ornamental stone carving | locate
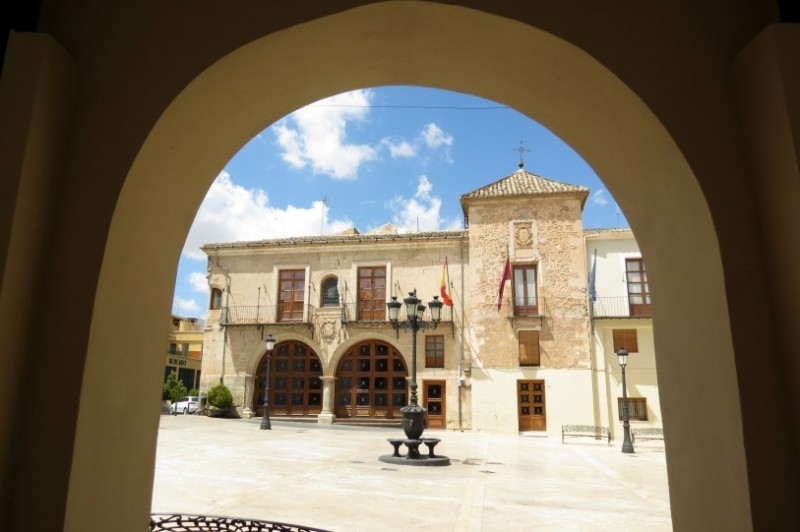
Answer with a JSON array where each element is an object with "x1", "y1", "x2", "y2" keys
[
  {"x1": 515, "y1": 224, "x2": 533, "y2": 248},
  {"x1": 320, "y1": 321, "x2": 337, "y2": 343}
]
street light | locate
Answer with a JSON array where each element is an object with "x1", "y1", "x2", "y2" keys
[
  {"x1": 260, "y1": 334, "x2": 276, "y2": 430},
  {"x1": 616, "y1": 347, "x2": 634, "y2": 453},
  {"x1": 387, "y1": 290, "x2": 442, "y2": 440}
]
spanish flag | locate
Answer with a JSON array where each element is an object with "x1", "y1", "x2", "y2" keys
[{"x1": 441, "y1": 258, "x2": 453, "y2": 306}]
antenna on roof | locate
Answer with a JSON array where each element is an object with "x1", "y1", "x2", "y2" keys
[
  {"x1": 513, "y1": 141, "x2": 530, "y2": 169},
  {"x1": 320, "y1": 195, "x2": 327, "y2": 235}
]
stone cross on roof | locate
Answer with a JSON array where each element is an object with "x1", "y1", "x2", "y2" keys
[{"x1": 513, "y1": 141, "x2": 530, "y2": 169}]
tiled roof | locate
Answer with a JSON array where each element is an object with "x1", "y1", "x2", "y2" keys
[
  {"x1": 460, "y1": 168, "x2": 589, "y2": 203},
  {"x1": 202, "y1": 229, "x2": 468, "y2": 252}
]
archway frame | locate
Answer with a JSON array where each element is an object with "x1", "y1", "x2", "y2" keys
[{"x1": 62, "y1": 2, "x2": 750, "y2": 530}]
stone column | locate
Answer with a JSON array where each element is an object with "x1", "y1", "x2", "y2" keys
[{"x1": 318, "y1": 376, "x2": 337, "y2": 424}]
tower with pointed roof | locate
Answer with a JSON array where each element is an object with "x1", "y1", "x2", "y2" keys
[{"x1": 459, "y1": 167, "x2": 592, "y2": 431}]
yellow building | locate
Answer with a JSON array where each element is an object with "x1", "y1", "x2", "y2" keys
[{"x1": 165, "y1": 315, "x2": 204, "y2": 392}]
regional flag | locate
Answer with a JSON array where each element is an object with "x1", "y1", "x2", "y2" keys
[
  {"x1": 497, "y1": 256, "x2": 511, "y2": 311},
  {"x1": 441, "y1": 258, "x2": 453, "y2": 306}
]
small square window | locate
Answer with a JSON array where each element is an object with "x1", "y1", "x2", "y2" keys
[
  {"x1": 617, "y1": 397, "x2": 648, "y2": 421},
  {"x1": 612, "y1": 329, "x2": 639, "y2": 352}
]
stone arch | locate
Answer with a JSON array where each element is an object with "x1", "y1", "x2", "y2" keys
[
  {"x1": 252, "y1": 339, "x2": 324, "y2": 417},
  {"x1": 63, "y1": 2, "x2": 748, "y2": 529},
  {"x1": 327, "y1": 330, "x2": 403, "y2": 375}
]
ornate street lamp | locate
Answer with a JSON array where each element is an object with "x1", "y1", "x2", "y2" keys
[
  {"x1": 387, "y1": 290, "x2": 442, "y2": 440},
  {"x1": 617, "y1": 347, "x2": 635, "y2": 453},
  {"x1": 260, "y1": 334, "x2": 276, "y2": 430}
]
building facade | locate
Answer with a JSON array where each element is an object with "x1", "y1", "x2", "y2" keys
[
  {"x1": 165, "y1": 315, "x2": 204, "y2": 392},
  {"x1": 200, "y1": 169, "x2": 661, "y2": 438}
]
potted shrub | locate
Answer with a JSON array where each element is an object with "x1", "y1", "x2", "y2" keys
[{"x1": 206, "y1": 382, "x2": 234, "y2": 417}]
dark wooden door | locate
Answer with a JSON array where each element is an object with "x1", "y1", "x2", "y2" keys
[
  {"x1": 518, "y1": 380, "x2": 546, "y2": 431},
  {"x1": 423, "y1": 380, "x2": 446, "y2": 429},
  {"x1": 335, "y1": 341, "x2": 407, "y2": 419}
]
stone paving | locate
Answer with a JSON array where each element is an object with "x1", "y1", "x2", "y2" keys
[{"x1": 151, "y1": 415, "x2": 671, "y2": 531}]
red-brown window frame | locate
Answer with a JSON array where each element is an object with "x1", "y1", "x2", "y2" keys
[
  {"x1": 512, "y1": 264, "x2": 538, "y2": 316},
  {"x1": 278, "y1": 269, "x2": 305, "y2": 322},
  {"x1": 617, "y1": 397, "x2": 648, "y2": 421},
  {"x1": 425, "y1": 335, "x2": 445, "y2": 368}
]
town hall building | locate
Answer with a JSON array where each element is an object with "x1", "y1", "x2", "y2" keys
[{"x1": 200, "y1": 167, "x2": 661, "y2": 439}]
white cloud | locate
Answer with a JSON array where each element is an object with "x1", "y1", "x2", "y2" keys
[
  {"x1": 382, "y1": 139, "x2": 416, "y2": 158},
  {"x1": 591, "y1": 189, "x2": 609, "y2": 206},
  {"x1": 388, "y1": 175, "x2": 461, "y2": 232},
  {"x1": 173, "y1": 297, "x2": 201, "y2": 314},
  {"x1": 421, "y1": 123, "x2": 453, "y2": 148},
  {"x1": 188, "y1": 272, "x2": 209, "y2": 294},
  {"x1": 182, "y1": 171, "x2": 353, "y2": 259},
  {"x1": 274, "y1": 89, "x2": 378, "y2": 179}
]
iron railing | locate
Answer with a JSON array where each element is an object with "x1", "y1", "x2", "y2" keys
[
  {"x1": 220, "y1": 305, "x2": 314, "y2": 326},
  {"x1": 502, "y1": 296, "x2": 547, "y2": 319},
  {"x1": 150, "y1": 514, "x2": 331, "y2": 532},
  {"x1": 340, "y1": 302, "x2": 453, "y2": 324},
  {"x1": 591, "y1": 296, "x2": 652, "y2": 318}
]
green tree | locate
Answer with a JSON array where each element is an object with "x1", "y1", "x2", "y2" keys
[
  {"x1": 163, "y1": 370, "x2": 187, "y2": 403},
  {"x1": 207, "y1": 382, "x2": 233, "y2": 409}
]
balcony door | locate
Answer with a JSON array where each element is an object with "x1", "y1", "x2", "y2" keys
[
  {"x1": 278, "y1": 269, "x2": 305, "y2": 322},
  {"x1": 625, "y1": 259, "x2": 651, "y2": 316},
  {"x1": 357, "y1": 266, "x2": 386, "y2": 320},
  {"x1": 513, "y1": 265, "x2": 538, "y2": 316}
]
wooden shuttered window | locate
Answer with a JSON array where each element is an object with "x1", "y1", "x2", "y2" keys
[
  {"x1": 612, "y1": 329, "x2": 639, "y2": 353},
  {"x1": 519, "y1": 330, "x2": 540, "y2": 366},
  {"x1": 617, "y1": 397, "x2": 648, "y2": 421},
  {"x1": 425, "y1": 335, "x2": 445, "y2": 368}
]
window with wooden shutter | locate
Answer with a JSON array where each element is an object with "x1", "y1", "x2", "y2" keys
[
  {"x1": 617, "y1": 397, "x2": 648, "y2": 421},
  {"x1": 425, "y1": 335, "x2": 444, "y2": 368},
  {"x1": 519, "y1": 330, "x2": 540, "y2": 366},
  {"x1": 612, "y1": 329, "x2": 639, "y2": 353}
]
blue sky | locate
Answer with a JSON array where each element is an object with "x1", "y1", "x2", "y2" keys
[{"x1": 172, "y1": 86, "x2": 627, "y2": 316}]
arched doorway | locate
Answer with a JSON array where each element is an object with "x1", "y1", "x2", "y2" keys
[
  {"x1": 335, "y1": 340, "x2": 408, "y2": 419},
  {"x1": 253, "y1": 341, "x2": 323, "y2": 418}
]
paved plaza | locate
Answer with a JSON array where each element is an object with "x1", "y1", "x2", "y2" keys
[{"x1": 151, "y1": 415, "x2": 671, "y2": 531}]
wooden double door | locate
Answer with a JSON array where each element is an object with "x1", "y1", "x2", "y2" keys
[
  {"x1": 253, "y1": 340, "x2": 322, "y2": 417},
  {"x1": 335, "y1": 340, "x2": 408, "y2": 419},
  {"x1": 517, "y1": 379, "x2": 546, "y2": 431}
]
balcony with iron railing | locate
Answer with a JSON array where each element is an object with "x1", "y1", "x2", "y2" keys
[
  {"x1": 220, "y1": 304, "x2": 315, "y2": 326},
  {"x1": 505, "y1": 297, "x2": 546, "y2": 328},
  {"x1": 340, "y1": 302, "x2": 454, "y2": 325},
  {"x1": 591, "y1": 296, "x2": 652, "y2": 318}
]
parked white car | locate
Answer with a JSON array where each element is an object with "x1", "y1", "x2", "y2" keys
[{"x1": 170, "y1": 396, "x2": 199, "y2": 415}]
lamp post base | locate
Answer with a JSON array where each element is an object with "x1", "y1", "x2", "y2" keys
[{"x1": 401, "y1": 405, "x2": 426, "y2": 440}]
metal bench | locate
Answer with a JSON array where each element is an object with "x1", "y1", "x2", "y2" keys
[
  {"x1": 561, "y1": 424, "x2": 611, "y2": 445},
  {"x1": 631, "y1": 427, "x2": 664, "y2": 443}
]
